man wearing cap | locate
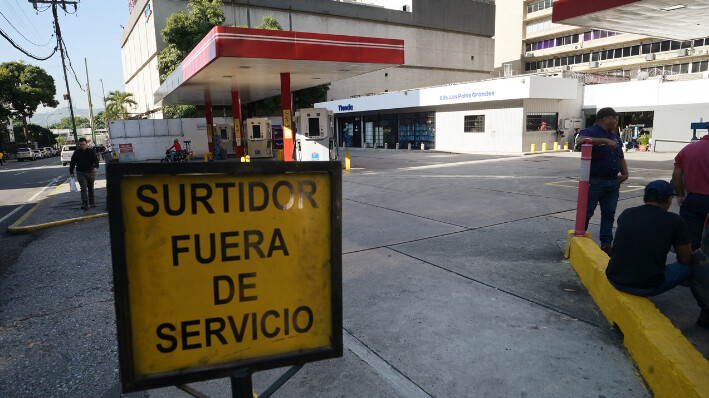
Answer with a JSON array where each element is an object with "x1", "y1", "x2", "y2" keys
[
  {"x1": 606, "y1": 180, "x2": 708, "y2": 327},
  {"x1": 672, "y1": 123, "x2": 709, "y2": 251},
  {"x1": 576, "y1": 107, "x2": 629, "y2": 255}
]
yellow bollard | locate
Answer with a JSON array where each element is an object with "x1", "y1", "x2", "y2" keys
[
  {"x1": 531, "y1": 144, "x2": 536, "y2": 153},
  {"x1": 542, "y1": 142, "x2": 547, "y2": 152},
  {"x1": 204, "y1": 153, "x2": 209, "y2": 162},
  {"x1": 245, "y1": 155, "x2": 251, "y2": 162},
  {"x1": 240, "y1": 156, "x2": 245, "y2": 162},
  {"x1": 564, "y1": 142, "x2": 569, "y2": 150},
  {"x1": 345, "y1": 152, "x2": 351, "y2": 170},
  {"x1": 553, "y1": 142, "x2": 559, "y2": 151},
  {"x1": 277, "y1": 149, "x2": 284, "y2": 161}
]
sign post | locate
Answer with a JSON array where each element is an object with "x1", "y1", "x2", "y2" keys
[{"x1": 107, "y1": 162, "x2": 342, "y2": 394}]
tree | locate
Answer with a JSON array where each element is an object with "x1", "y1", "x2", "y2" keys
[
  {"x1": 256, "y1": 16, "x2": 282, "y2": 30},
  {"x1": 158, "y1": 0, "x2": 225, "y2": 118},
  {"x1": 105, "y1": 91, "x2": 138, "y2": 120},
  {"x1": 50, "y1": 116, "x2": 91, "y2": 129},
  {"x1": 13, "y1": 121, "x2": 56, "y2": 147},
  {"x1": 158, "y1": 0, "x2": 225, "y2": 82},
  {"x1": 0, "y1": 61, "x2": 58, "y2": 144},
  {"x1": 92, "y1": 110, "x2": 106, "y2": 130}
]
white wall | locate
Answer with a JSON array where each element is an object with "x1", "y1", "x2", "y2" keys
[
  {"x1": 653, "y1": 105, "x2": 709, "y2": 152},
  {"x1": 435, "y1": 101, "x2": 524, "y2": 153}
]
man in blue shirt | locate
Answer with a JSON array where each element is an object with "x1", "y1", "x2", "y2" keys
[{"x1": 576, "y1": 107, "x2": 629, "y2": 255}]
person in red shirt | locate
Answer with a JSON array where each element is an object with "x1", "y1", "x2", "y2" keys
[
  {"x1": 672, "y1": 125, "x2": 709, "y2": 251},
  {"x1": 168, "y1": 138, "x2": 182, "y2": 162}
]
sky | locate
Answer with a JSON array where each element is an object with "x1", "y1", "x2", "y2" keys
[{"x1": 0, "y1": 0, "x2": 129, "y2": 124}]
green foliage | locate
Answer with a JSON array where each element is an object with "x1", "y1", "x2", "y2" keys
[
  {"x1": 637, "y1": 134, "x2": 650, "y2": 145},
  {"x1": 93, "y1": 110, "x2": 107, "y2": 130},
  {"x1": 50, "y1": 116, "x2": 91, "y2": 130},
  {"x1": 256, "y1": 16, "x2": 282, "y2": 30},
  {"x1": 0, "y1": 61, "x2": 58, "y2": 143},
  {"x1": 105, "y1": 91, "x2": 138, "y2": 120},
  {"x1": 294, "y1": 84, "x2": 330, "y2": 110},
  {"x1": 158, "y1": 0, "x2": 225, "y2": 81},
  {"x1": 162, "y1": 104, "x2": 198, "y2": 119},
  {"x1": 13, "y1": 122, "x2": 56, "y2": 147}
]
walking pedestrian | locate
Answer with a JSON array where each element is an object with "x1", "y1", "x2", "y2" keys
[
  {"x1": 69, "y1": 137, "x2": 99, "y2": 211},
  {"x1": 672, "y1": 124, "x2": 709, "y2": 251},
  {"x1": 0, "y1": 151, "x2": 4, "y2": 166},
  {"x1": 576, "y1": 107, "x2": 629, "y2": 255}
]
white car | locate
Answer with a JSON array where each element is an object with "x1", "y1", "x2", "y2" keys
[
  {"x1": 16, "y1": 147, "x2": 35, "y2": 162},
  {"x1": 43, "y1": 147, "x2": 54, "y2": 157},
  {"x1": 33, "y1": 149, "x2": 43, "y2": 159},
  {"x1": 61, "y1": 144, "x2": 76, "y2": 166}
]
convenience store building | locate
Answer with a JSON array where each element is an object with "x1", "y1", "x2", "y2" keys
[{"x1": 317, "y1": 74, "x2": 709, "y2": 154}]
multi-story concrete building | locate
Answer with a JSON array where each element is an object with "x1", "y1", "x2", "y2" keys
[
  {"x1": 120, "y1": 0, "x2": 495, "y2": 118},
  {"x1": 495, "y1": 0, "x2": 709, "y2": 79}
]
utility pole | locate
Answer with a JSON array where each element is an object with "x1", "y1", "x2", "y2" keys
[
  {"x1": 85, "y1": 58, "x2": 95, "y2": 144},
  {"x1": 99, "y1": 78, "x2": 108, "y2": 130},
  {"x1": 29, "y1": 0, "x2": 80, "y2": 144}
]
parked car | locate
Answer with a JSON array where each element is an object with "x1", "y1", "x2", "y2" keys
[
  {"x1": 33, "y1": 149, "x2": 43, "y2": 159},
  {"x1": 16, "y1": 147, "x2": 35, "y2": 162},
  {"x1": 61, "y1": 144, "x2": 76, "y2": 166},
  {"x1": 43, "y1": 147, "x2": 54, "y2": 157}
]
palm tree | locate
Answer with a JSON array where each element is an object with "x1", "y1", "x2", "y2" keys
[{"x1": 105, "y1": 91, "x2": 137, "y2": 120}]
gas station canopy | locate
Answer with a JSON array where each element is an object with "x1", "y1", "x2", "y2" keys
[
  {"x1": 154, "y1": 27, "x2": 405, "y2": 106},
  {"x1": 552, "y1": 0, "x2": 709, "y2": 40}
]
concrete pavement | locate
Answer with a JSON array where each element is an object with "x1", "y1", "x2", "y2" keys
[{"x1": 1, "y1": 149, "x2": 705, "y2": 397}]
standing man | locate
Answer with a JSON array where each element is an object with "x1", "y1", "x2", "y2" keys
[
  {"x1": 69, "y1": 137, "x2": 99, "y2": 211},
  {"x1": 672, "y1": 125, "x2": 709, "y2": 251},
  {"x1": 0, "y1": 150, "x2": 4, "y2": 166},
  {"x1": 606, "y1": 180, "x2": 707, "y2": 327},
  {"x1": 576, "y1": 107, "x2": 629, "y2": 255}
]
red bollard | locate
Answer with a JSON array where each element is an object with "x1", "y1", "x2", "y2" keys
[{"x1": 574, "y1": 138, "x2": 593, "y2": 236}]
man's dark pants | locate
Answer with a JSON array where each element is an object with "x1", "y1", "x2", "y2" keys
[
  {"x1": 680, "y1": 193, "x2": 709, "y2": 251},
  {"x1": 77, "y1": 171, "x2": 96, "y2": 207},
  {"x1": 585, "y1": 178, "x2": 620, "y2": 246}
]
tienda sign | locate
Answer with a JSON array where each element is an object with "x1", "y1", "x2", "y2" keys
[
  {"x1": 108, "y1": 162, "x2": 343, "y2": 392},
  {"x1": 337, "y1": 104, "x2": 354, "y2": 111}
]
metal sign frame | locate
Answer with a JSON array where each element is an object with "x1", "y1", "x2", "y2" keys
[{"x1": 107, "y1": 161, "x2": 343, "y2": 393}]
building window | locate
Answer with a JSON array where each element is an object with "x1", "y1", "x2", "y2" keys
[
  {"x1": 464, "y1": 115, "x2": 485, "y2": 133},
  {"x1": 526, "y1": 113, "x2": 558, "y2": 132}
]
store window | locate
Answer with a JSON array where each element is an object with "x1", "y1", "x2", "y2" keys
[
  {"x1": 526, "y1": 113, "x2": 558, "y2": 132},
  {"x1": 399, "y1": 112, "x2": 435, "y2": 149},
  {"x1": 463, "y1": 115, "x2": 485, "y2": 133}
]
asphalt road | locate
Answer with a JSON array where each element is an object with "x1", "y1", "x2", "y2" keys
[
  {"x1": 0, "y1": 149, "x2": 691, "y2": 398},
  {"x1": 0, "y1": 156, "x2": 68, "y2": 277}
]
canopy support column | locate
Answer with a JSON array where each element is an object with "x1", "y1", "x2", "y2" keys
[
  {"x1": 232, "y1": 91, "x2": 243, "y2": 158},
  {"x1": 281, "y1": 73, "x2": 293, "y2": 162},
  {"x1": 205, "y1": 99, "x2": 214, "y2": 155}
]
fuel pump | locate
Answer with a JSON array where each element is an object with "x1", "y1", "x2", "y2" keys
[
  {"x1": 294, "y1": 108, "x2": 338, "y2": 161},
  {"x1": 245, "y1": 118, "x2": 273, "y2": 159}
]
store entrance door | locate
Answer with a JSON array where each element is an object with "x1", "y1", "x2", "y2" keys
[{"x1": 337, "y1": 117, "x2": 362, "y2": 147}]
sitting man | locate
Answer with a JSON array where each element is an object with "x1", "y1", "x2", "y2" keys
[
  {"x1": 606, "y1": 180, "x2": 708, "y2": 327},
  {"x1": 168, "y1": 138, "x2": 182, "y2": 162}
]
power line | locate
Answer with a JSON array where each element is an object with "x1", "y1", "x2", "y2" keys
[
  {"x1": 0, "y1": 10, "x2": 54, "y2": 47},
  {"x1": 60, "y1": 36, "x2": 85, "y2": 91},
  {"x1": 12, "y1": 0, "x2": 42, "y2": 40},
  {"x1": 0, "y1": 25, "x2": 58, "y2": 60}
]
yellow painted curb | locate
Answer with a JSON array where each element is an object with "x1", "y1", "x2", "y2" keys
[
  {"x1": 568, "y1": 235, "x2": 709, "y2": 398},
  {"x1": 7, "y1": 178, "x2": 108, "y2": 234},
  {"x1": 8, "y1": 213, "x2": 108, "y2": 234}
]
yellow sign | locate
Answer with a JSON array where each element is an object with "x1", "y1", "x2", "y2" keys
[
  {"x1": 234, "y1": 119, "x2": 242, "y2": 145},
  {"x1": 109, "y1": 164, "x2": 341, "y2": 391}
]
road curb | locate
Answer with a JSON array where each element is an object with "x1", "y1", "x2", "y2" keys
[
  {"x1": 568, "y1": 235, "x2": 709, "y2": 398},
  {"x1": 7, "y1": 178, "x2": 108, "y2": 234}
]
